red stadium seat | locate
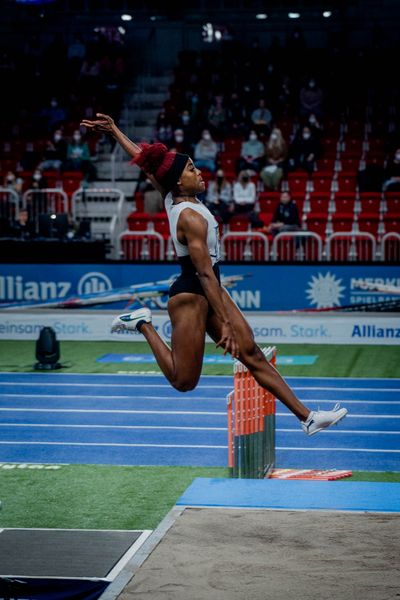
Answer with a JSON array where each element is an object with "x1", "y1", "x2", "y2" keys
[
  {"x1": 357, "y1": 216, "x2": 381, "y2": 236},
  {"x1": 333, "y1": 194, "x2": 356, "y2": 217},
  {"x1": 336, "y1": 157, "x2": 360, "y2": 173},
  {"x1": 287, "y1": 172, "x2": 308, "y2": 193},
  {"x1": 307, "y1": 196, "x2": 330, "y2": 218},
  {"x1": 334, "y1": 175, "x2": 358, "y2": 193},
  {"x1": 258, "y1": 192, "x2": 280, "y2": 212},
  {"x1": 317, "y1": 158, "x2": 336, "y2": 172},
  {"x1": 359, "y1": 194, "x2": 383, "y2": 216},
  {"x1": 310, "y1": 176, "x2": 334, "y2": 193},
  {"x1": 127, "y1": 212, "x2": 152, "y2": 231},
  {"x1": 331, "y1": 215, "x2": 355, "y2": 232},
  {"x1": 228, "y1": 215, "x2": 251, "y2": 231},
  {"x1": 305, "y1": 216, "x2": 328, "y2": 237},
  {"x1": 384, "y1": 217, "x2": 400, "y2": 234},
  {"x1": 385, "y1": 195, "x2": 400, "y2": 217}
]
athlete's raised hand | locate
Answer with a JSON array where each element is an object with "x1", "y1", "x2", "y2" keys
[{"x1": 80, "y1": 113, "x2": 115, "y2": 133}]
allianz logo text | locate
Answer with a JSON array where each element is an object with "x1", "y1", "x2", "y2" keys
[{"x1": 0, "y1": 276, "x2": 71, "y2": 301}]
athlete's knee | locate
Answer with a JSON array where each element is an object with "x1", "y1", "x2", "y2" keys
[{"x1": 172, "y1": 376, "x2": 199, "y2": 393}]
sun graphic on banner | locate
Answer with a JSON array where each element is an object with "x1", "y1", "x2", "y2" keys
[{"x1": 306, "y1": 272, "x2": 346, "y2": 309}]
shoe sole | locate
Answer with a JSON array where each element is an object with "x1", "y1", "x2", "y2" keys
[{"x1": 306, "y1": 409, "x2": 348, "y2": 436}]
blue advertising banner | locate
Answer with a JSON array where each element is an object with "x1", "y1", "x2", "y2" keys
[{"x1": 0, "y1": 263, "x2": 399, "y2": 311}]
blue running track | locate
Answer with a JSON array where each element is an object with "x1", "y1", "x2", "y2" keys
[{"x1": 0, "y1": 373, "x2": 399, "y2": 471}]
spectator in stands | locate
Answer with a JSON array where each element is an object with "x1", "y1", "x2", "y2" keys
[
  {"x1": 250, "y1": 99, "x2": 272, "y2": 136},
  {"x1": 29, "y1": 168, "x2": 48, "y2": 190},
  {"x1": 39, "y1": 129, "x2": 68, "y2": 171},
  {"x1": 277, "y1": 75, "x2": 294, "y2": 117},
  {"x1": 233, "y1": 170, "x2": 257, "y2": 216},
  {"x1": 19, "y1": 142, "x2": 40, "y2": 171},
  {"x1": 382, "y1": 148, "x2": 400, "y2": 192},
  {"x1": 170, "y1": 128, "x2": 192, "y2": 155},
  {"x1": 206, "y1": 169, "x2": 234, "y2": 223},
  {"x1": 299, "y1": 79, "x2": 324, "y2": 119},
  {"x1": 260, "y1": 128, "x2": 288, "y2": 190},
  {"x1": 67, "y1": 34, "x2": 86, "y2": 74},
  {"x1": 226, "y1": 91, "x2": 247, "y2": 134},
  {"x1": 65, "y1": 130, "x2": 97, "y2": 182},
  {"x1": 194, "y1": 129, "x2": 218, "y2": 173},
  {"x1": 44, "y1": 97, "x2": 67, "y2": 131},
  {"x1": 11, "y1": 208, "x2": 36, "y2": 240},
  {"x1": 155, "y1": 110, "x2": 173, "y2": 145},
  {"x1": 3, "y1": 171, "x2": 23, "y2": 195},
  {"x1": 267, "y1": 191, "x2": 301, "y2": 235},
  {"x1": 207, "y1": 94, "x2": 227, "y2": 137},
  {"x1": 232, "y1": 170, "x2": 264, "y2": 228},
  {"x1": 237, "y1": 130, "x2": 265, "y2": 173},
  {"x1": 288, "y1": 125, "x2": 321, "y2": 175},
  {"x1": 308, "y1": 113, "x2": 323, "y2": 139},
  {"x1": 179, "y1": 109, "x2": 198, "y2": 146},
  {"x1": 139, "y1": 178, "x2": 164, "y2": 215}
]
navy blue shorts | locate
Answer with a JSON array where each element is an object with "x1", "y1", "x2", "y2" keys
[{"x1": 169, "y1": 263, "x2": 221, "y2": 298}]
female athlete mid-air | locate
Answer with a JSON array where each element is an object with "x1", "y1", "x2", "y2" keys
[{"x1": 81, "y1": 113, "x2": 347, "y2": 436}]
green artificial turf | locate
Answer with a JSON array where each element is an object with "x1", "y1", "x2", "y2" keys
[
  {"x1": 0, "y1": 465, "x2": 398, "y2": 531},
  {"x1": 1, "y1": 340, "x2": 400, "y2": 378}
]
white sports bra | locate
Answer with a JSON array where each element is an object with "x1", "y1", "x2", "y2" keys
[{"x1": 164, "y1": 192, "x2": 220, "y2": 265}]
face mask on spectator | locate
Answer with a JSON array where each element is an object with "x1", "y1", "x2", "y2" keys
[
  {"x1": 303, "y1": 132, "x2": 311, "y2": 140},
  {"x1": 182, "y1": 115, "x2": 190, "y2": 124},
  {"x1": 33, "y1": 172, "x2": 41, "y2": 181},
  {"x1": 54, "y1": 133, "x2": 62, "y2": 142},
  {"x1": 242, "y1": 175, "x2": 249, "y2": 183},
  {"x1": 309, "y1": 115, "x2": 317, "y2": 124},
  {"x1": 202, "y1": 132, "x2": 211, "y2": 141},
  {"x1": 249, "y1": 133, "x2": 258, "y2": 141},
  {"x1": 6, "y1": 176, "x2": 15, "y2": 185},
  {"x1": 309, "y1": 80, "x2": 315, "y2": 88},
  {"x1": 395, "y1": 152, "x2": 400, "y2": 161},
  {"x1": 175, "y1": 134, "x2": 184, "y2": 143},
  {"x1": 51, "y1": 99, "x2": 58, "y2": 108},
  {"x1": 73, "y1": 134, "x2": 81, "y2": 143},
  {"x1": 270, "y1": 133, "x2": 278, "y2": 141}
]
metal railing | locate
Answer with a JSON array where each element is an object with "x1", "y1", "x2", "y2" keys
[
  {"x1": 326, "y1": 231, "x2": 377, "y2": 261},
  {"x1": 22, "y1": 188, "x2": 69, "y2": 221},
  {"x1": 220, "y1": 231, "x2": 269, "y2": 261},
  {"x1": 0, "y1": 187, "x2": 20, "y2": 223},
  {"x1": 381, "y1": 232, "x2": 400, "y2": 262},
  {"x1": 118, "y1": 226, "x2": 165, "y2": 261},
  {"x1": 271, "y1": 231, "x2": 323, "y2": 261}
]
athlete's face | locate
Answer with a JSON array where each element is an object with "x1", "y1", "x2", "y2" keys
[{"x1": 177, "y1": 159, "x2": 205, "y2": 195}]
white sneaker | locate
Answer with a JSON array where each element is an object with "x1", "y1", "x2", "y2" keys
[
  {"x1": 302, "y1": 403, "x2": 348, "y2": 436},
  {"x1": 111, "y1": 308, "x2": 152, "y2": 333}
]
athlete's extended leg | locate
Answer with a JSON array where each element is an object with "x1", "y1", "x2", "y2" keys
[
  {"x1": 206, "y1": 288, "x2": 310, "y2": 420},
  {"x1": 140, "y1": 293, "x2": 209, "y2": 392}
]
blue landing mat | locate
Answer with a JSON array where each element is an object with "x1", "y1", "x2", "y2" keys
[{"x1": 177, "y1": 478, "x2": 400, "y2": 513}]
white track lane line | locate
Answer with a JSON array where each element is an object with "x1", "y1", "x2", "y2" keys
[
  {"x1": 0, "y1": 441, "x2": 227, "y2": 449},
  {"x1": 1, "y1": 395, "x2": 400, "y2": 406},
  {"x1": 1, "y1": 382, "x2": 400, "y2": 392},
  {"x1": 0, "y1": 408, "x2": 226, "y2": 415},
  {"x1": 0, "y1": 441, "x2": 398, "y2": 453},
  {"x1": 0, "y1": 423, "x2": 399, "y2": 435}
]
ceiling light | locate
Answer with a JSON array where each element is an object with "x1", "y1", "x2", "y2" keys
[
  {"x1": 323, "y1": 11, "x2": 332, "y2": 18},
  {"x1": 121, "y1": 14, "x2": 133, "y2": 22},
  {"x1": 256, "y1": 13, "x2": 268, "y2": 20},
  {"x1": 288, "y1": 12, "x2": 300, "y2": 19}
]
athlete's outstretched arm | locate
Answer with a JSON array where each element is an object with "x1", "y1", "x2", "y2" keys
[
  {"x1": 81, "y1": 113, "x2": 165, "y2": 195},
  {"x1": 178, "y1": 209, "x2": 239, "y2": 358}
]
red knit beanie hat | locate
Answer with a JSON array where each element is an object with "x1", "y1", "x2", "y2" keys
[{"x1": 133, "y1": 143, "x2": 189, "y2": 192}]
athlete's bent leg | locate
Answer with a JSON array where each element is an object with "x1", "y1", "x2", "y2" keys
[
  {"x1": 206, "y1": 288, "x2": 310, "y2": 420},
  {"x1": 140, "y1": 293, "x2": 209, "y2": 392}
]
